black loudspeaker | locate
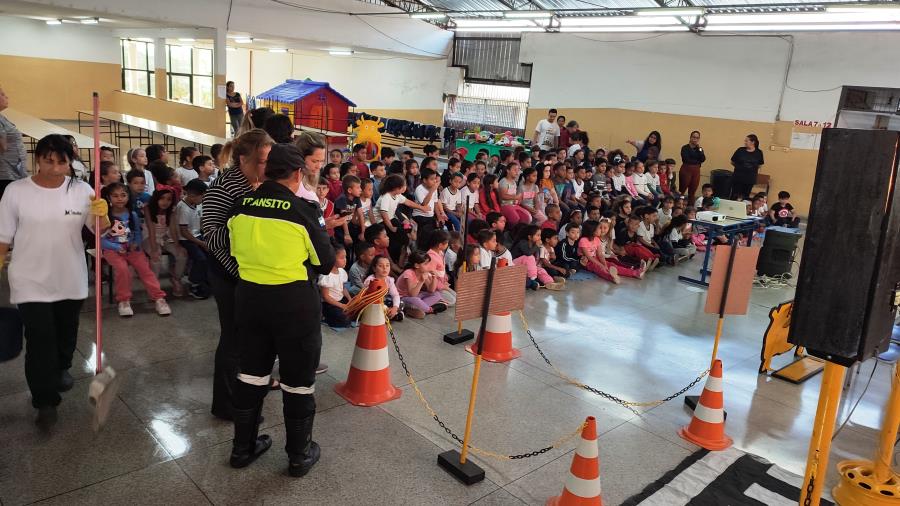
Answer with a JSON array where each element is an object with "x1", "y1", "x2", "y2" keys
[
  {"x1": 756, "y1": 228, "x2": 801, "y2": 276},
  {"x1": 788, "y1": 128, "x2": 900, "y2": 366},
  {"x1": 710, "y1": 169, "x2": 733, "y2": 199}
]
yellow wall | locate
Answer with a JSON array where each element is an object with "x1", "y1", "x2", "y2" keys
[
  {"x1": 528, "y1": 108, "x2": 821, "y2": 216},
  {"x1": 0, "y1": 54, "x2": 225, "y2": 137}
]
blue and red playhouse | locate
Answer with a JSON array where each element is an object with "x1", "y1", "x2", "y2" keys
[{"x1": 255, "y1": 79, "x2": 356, "y2": 142}]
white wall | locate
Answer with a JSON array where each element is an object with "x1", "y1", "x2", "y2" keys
[
  {"x1": 226, "y1": 48, "x2": 450, "y2": 110},
  {"x1": 0, "y1": 16, "x2": 119, "y2": 64},
  {"x1": 521, "y1": 31, "x2": 900, "y2": 124}
]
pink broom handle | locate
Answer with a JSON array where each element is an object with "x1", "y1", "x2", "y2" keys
[{"x1": 92, "y1": 92, "x2": 103, "y2": 374}]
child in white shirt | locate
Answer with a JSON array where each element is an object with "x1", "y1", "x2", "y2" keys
[{"x1": 319, "y1": 246, "x2": 352, "y2": 328}]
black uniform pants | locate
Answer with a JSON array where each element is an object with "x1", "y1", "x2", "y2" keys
[
  {"x1": 233, "y1": 280, "x2": 321, "y2": 420},
  {"x1": 19, "y1": 299, "x2": 83, "y2": 408},
  {"x1": 210, "y1": 267, "x2": 240, "y2": 419}
]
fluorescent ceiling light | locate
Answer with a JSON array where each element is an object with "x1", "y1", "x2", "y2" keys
[
  {"x1": 269, "y1": 48, "x2": 287, "y2": 53},
  {"x1": 178, "y1": 38, "x2": 196, "y2": 42},
  {"x1": 453, "y1": 26, "x2": 546, "y2": 32},
  {"x1": 503, "y1": 10, "x2": 552, "y2": 19},
  {"x1": 329, "y1": 50, "x2": 354, "y2": 56},
  {"x1": 559, "y1": 25, "x2": 688, "y2": 33},
  {"x1": 636, "y1": 8, "x2": 703, "y2": 17},
  {"x1": 558, "y1": 16, "x2": 680, "y2": 26},
  {"x1": 410, "y1": 12, "x2": 447, "y2": 19},
  {"x1": 226, "y1": 46, "x2": 236, "y2": 51},
  {"x1": 827, "y1": 5, "x2": 900, "y2": 13},
  {"x1": 454, "y1": 18, "x2": 549, "y2": 27},
  {"x1": 705, "y1": 23, "x2": 900, "y2": 32},
  {"x1": 45, "y1": 19, "x2": 62, "y2": 25},
  {"x1": 706, "y1": 12, "x2": 900, "y2": 24},
  {"x1": 234, "y1": 37, "x2": 253, "y2": 43},
  {"x1": 80, "y1": 17, "x2": 99, "y2": 24}
]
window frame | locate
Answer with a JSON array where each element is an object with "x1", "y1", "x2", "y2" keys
[
  {"x1": 166, "y1": 44, "x2": 213, "y2": 108},
  {"x1": 120, "y1": 39, "x2": 155, "y2": 97}
]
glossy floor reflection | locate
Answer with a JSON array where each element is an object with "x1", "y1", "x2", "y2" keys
[{"x1": 0, "y1": 254, "x2": 889, "y2": 505}]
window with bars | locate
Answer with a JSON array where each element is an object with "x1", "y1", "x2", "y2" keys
[
  {"x1": 166, "y1": 45, "x2": 213, "y2": 108},
  {"x1": 121, "y1": 39, "x2": 155, "y2": 97},
  {"x1": 444, "y1": 82, "x2": 530, "y2": 135}
]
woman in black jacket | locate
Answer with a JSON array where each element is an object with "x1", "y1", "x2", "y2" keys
[{"x1": 730, "y1": 134, "x2": 764, "y2": 200}]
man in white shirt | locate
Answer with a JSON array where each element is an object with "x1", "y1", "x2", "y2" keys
[{"x1": 532, "y1": 109, "x2": 560, "y2": 151}]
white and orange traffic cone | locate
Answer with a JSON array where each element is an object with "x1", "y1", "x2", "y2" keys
[
  {"x1": 465, "y1": 311, "x2": 521, "y2": 363},
  {"x1": 547, "y1": 416, "x2": 603, "y2": 506},
  {"x1": 334, "y1": 301, "x2": 402, "y2": 407},
  {"x1": 679, "y1": 359, "x2": 732, "y2": 451}
]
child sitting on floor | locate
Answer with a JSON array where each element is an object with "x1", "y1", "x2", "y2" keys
[
  {"x1": 396, "y1": 250, "x2": 448, "y2": 319},
  {"x1": 554, "y1": 222, "x2": 583, "y2": 276},
  {"x1": 598, "y1": 218, "x2": 645, "y2": 279},
  {"x1": 661, "y1": 215, "x2": 697, "y2": 261},
  {"x1": 511, "y1": 225, "x2": 564, "y2": 290},
  {"x1": 578, "y1": 220, "x2": 620, "y2": 284},
  {"x1": 348, "y1": 241, "x2": 375, "y2": 296},
  {"x1": 540, "y1": 228, "x2": 569, "y2": 279},
  {"x1": 476, "y1": 229, "x2": 513, "y2": 271},
  {"x1": 615, "y1": 214, "x2": 660, "y2": 271},
  {"x1": 768, "y1": 191, "x2": 800, "y2": 228},
  {"x1": 426, "y1": 230, "x2": 456, "y2": 306},
  {"x1": 319, "y1": 245, "x2": 352, "y2": 328},
  {"x1": 363, "y1": 255, "x2": 403, "y2": 321}
]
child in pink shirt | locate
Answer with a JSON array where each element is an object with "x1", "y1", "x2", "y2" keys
[
  {"x1": 426, "y1": 230, "x2": 456, "y2": 306},
  {"x1": 578, "y1": 220, "x2": 620, "y2": 284}
]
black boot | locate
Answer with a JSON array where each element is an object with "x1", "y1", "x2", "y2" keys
[
  {"x1": 229, "y1": 405, "x2": 272, "y2": 468},
  {"x1": 285, "y1": 415, "x2": 320, "y2": 477}
]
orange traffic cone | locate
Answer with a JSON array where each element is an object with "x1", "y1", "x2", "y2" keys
[
  {"x1": 334, "y1": 302, "x2": 402, "y2": 406},
  {"x1": 465, "y1": 311, "x2": 521, "y2": 362},
  {"x1": 547, "y1": 416, "x2": 603, "y2": 506},
  {"x1": 679, "y1": 359, "x2": 732, "y2": 451}
]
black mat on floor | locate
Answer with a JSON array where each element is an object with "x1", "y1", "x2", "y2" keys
[{"x1": 621, "y1": 447, "x2": 834, "y2": 506}]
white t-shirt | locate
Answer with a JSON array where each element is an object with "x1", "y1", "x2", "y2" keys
[
  {"x1": 534, "y1": 119, "x2": 560, "y2": 150},
  {"x1": 637, "y1": 221, "x2": 655, "y2": 243},
  {"x1": 695, "y1": 196, "x2": 705, "y2": 209},
  {"x1": 374, "y1": 193, "x2": 407, "y2": 223},
  {"x1": 0, "y1": 177, "x2": 94, "y2": 304},
  {"x1": 572, "y1": 179, "x2": 585, "y2": 199},
  {"x1": 318, "y1": 268, "x2": 348, "y2": 302},
  {"x1": 611, "y1": 174, "x2": 625, "y2": 192},
  {"x1": 440, "y1": 187, "x2": 462, "y2": 215},
  {"x1": 647, "y1": 173, "x2": 660, "y2": 191},
  {"x1": 359, "y1": 197, "x2": 373, "y2": 227},
  {"x1": 175, "y1": 167, "x2": 198, "y2": 186},
  {"x1": 632, "y1": 173, "x2": 650, "y2": 196},
  {"x1": 478, "y1": 246, "x2": 513, "y2": 270},
  {"x1": 459, "y1": 186, "x2": 479, "y2": 210},
  {"x1": 669, "y1": 228, "x2": 685, "y2": 242},
  {"x1": 176, "y1": 199, "x2": 202, "y2": 239},
  {"x1": 413, "y1": 184, "x2": 436, "y2": 218}
]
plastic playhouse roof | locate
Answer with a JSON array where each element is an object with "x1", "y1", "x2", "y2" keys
[{"x1": 256, "y1": 79, "x2": 356, "y2": 107}]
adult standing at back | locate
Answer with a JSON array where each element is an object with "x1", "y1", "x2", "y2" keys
[
  {"x1": 0, "y1": 134, "x2": 109, "y2": 427},
  {"x1": 627, "y1": 131, "x2": 661, "y2": 163},
  {"x1": 202, "y1": 128, "x2": 274, "y2": 421},
  {"x1": 532, "y1": 109, "x2": 560, "y2": 152},
  {"x1": 0, "y1": 87, "x2": 27, "y2": 200},
  {"x1": 679, "y1": 130, "x2": 706, "y2": 203},
  {"x1": 730, "y1": 134, "x2": 764, "y2": 200},
  {"x1": 226, "y1": 81, "x2": 244, "y2": 137}
]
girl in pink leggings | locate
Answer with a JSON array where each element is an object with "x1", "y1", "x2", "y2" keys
[
  {"x1": 498, "y1": 162, "x2": 532, "y2": 226},
  {"x1": 510, "y1": 225, "x2": 563, "y2": 290},
  {"x1": 578, "y1": 220, "x2": 620, "y2": 284},
  {"x1": 396, "y1": 250, "x2": 448, "y2": 319}
]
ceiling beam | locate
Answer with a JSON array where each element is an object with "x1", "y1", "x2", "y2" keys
[{"x1": 653, "y1": 0, "x2": 701, "y2": 32}]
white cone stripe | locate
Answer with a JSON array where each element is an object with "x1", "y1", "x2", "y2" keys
[
  {"x1": 237, "y1": 373, "x2": 271, "y2": 386},
  {"x1": 694, "y1": 403, "x2": 725, "y2": 424},
  {"x1": 564, "y1": 473, "x2": 602, "y2": 498},
  {"x1": 485, "y1": 314, "x2": 512, "y2": 333},
  {"x1": 575, "y1": 437, "x2": 599, "y2": 459},
  {"x1": 280, "y1": 383, "x2": 315, "y2": 394},
  {"x1": 360, "y1": 303, "x2": 385, "y2": 326},
  {"x1": 350, "y1": 346, "x2": 390, "y2": 372},
  {"x1": 704, "y1": 376, "x2": 723, "y2": 392}
]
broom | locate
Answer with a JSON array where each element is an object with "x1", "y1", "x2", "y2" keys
[{"x1": 87, "y1": 92, "x2": 120, "y2": 431}]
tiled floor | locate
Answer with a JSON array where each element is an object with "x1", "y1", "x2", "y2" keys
[{"x1": 0, "y1": 255, "x2": 890, "y2": 505}]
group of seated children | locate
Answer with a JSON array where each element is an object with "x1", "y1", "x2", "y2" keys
[{"x1": 96, "y1": 144, "x2": 220, "y2": 317}]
